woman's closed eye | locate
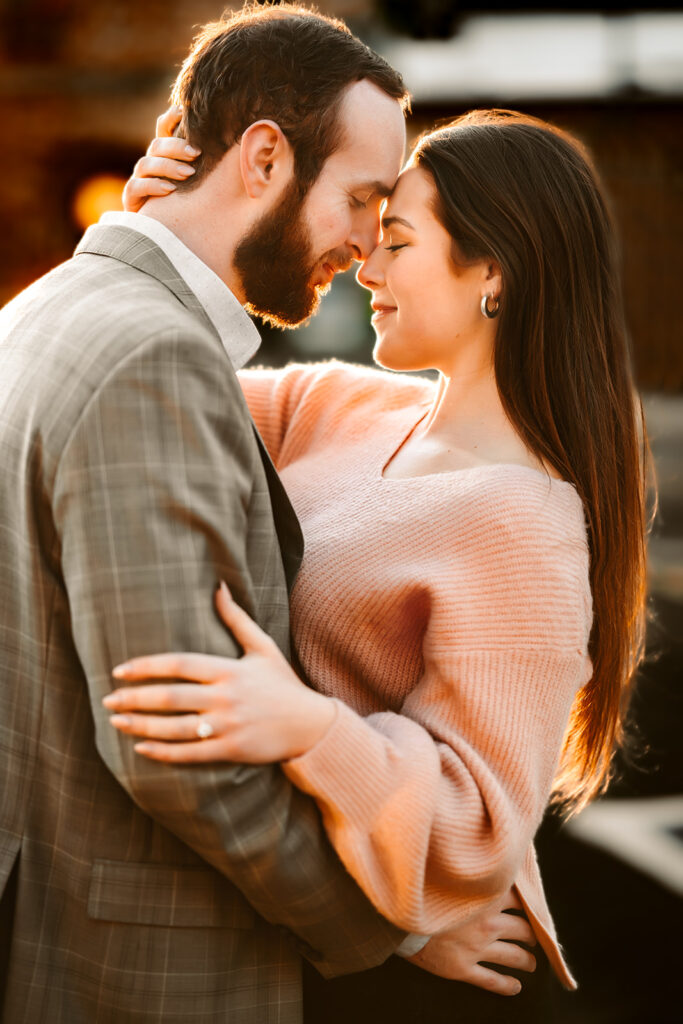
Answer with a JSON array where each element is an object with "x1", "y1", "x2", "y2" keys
[{"x1": 385, "y1": 242, "x2": 407, "y2": 253}]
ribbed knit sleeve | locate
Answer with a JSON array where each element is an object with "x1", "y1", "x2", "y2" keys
[
  {"x1": 283, "y1": 477, "x2": 592, "y2": 938},
  {"x1": 239, "y1": 361, "x2": 432, "y2": 469},
  {"x1": 237, "y1": 364, "x2": 321, "y2": 467}
]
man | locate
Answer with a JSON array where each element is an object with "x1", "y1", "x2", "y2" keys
[{"x1": 0, "y1": 4, "x2": 413, "y2": 1021}]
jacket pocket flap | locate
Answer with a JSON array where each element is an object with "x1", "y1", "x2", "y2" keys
[{"x1": 88, "y1": 859, "x2": 256, "y2": 929}]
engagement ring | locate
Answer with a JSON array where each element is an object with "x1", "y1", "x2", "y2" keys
[{"x1": 196, "y1": 720, "x2": 214, "y2": 740}]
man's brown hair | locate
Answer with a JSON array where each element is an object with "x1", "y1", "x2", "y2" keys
[{"x1": 171, "y1": 2, "x2": 409, "y2": 190}]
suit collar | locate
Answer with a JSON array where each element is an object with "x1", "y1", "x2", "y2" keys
[
  {"x1": 75, "y1": 223, "x2": 219, "y2": 340},
  {"x1": 75, "y1": 221, "x2": 261, "y2": 371}
]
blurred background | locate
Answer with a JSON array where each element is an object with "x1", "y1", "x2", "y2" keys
[{"x1": 1, "y1": 1, "x2": 681, "y2": 1020}]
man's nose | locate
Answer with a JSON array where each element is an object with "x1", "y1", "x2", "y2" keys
[{"x1": 349, "y1": 209, "x2": 382, "y2": 262}]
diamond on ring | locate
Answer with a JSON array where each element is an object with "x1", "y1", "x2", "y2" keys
[{"x1": 196, "y1": 720, "x2": 214, "y2": 740}]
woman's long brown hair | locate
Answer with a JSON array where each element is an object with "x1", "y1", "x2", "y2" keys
[{"x1": 414, "y1": 110, "x2": 650, "y2": 815}]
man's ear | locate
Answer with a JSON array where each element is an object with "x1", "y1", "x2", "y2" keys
[{"x1": 239, "y1": 120, "x2": 294, "y2": 199}]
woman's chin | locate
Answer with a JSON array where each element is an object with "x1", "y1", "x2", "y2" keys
[
  {"x1": 372, "y1": 339, "x2": 423, "y2": 374},
  {"x1": 372, "y1": 346, "x2": 398, "y2": 372}
]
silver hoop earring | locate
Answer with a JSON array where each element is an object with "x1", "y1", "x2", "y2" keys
[{"x1": 481, "y1": 294, "x2": 500, "y2": 319}]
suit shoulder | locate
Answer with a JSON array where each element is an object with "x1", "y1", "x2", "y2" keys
[
  {"x1": 3, "y1": 253, "x2": 230, "y2": 383},
  {"x1": 0, "y1": 256, "x2": 244, "y2": 460},
  {"x1": 72, "y1": 253, "x2": 217, "y2": 344}
]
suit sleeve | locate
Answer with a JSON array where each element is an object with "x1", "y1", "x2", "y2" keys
[{"x1": 52, "y1": 326, "x2": 405, "y2": 977}]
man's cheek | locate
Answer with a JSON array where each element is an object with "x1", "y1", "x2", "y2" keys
[{"x1": 310, "y1": 205, "x2": 350, "y2": 253}]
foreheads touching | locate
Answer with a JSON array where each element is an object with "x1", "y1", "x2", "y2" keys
[{"x1": 233, "y1": 79, "x2": 406, "y2": 329}]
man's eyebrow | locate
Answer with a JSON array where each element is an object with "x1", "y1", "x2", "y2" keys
[
  {"x1": 355, "y1": 180, "x2": 394, "y2": 199},
  {"x1": 381, "y1": 214, "x2": 415, "y2": 231}
]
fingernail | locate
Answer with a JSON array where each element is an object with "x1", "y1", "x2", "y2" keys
[
  {"x1": 220, "y1": 580, "x2": 232, "y2": 601},
  {"x1": 512, "y1": 981, "x2": 522, "y2": 995},
  {"x1": 178, "y1": 165, "x2": 195, "y2": 176},
  {"x1": 185, "y1": 145, "x2": 201, "y2": 156},
  {"x1": 109, "y1": 714, "x2": 131, "y2": 728},
  {"x1": 135, "y1": 743, "x2": 152, "y2": 754},
  {"x1": 112, "y1": 664, "x2": 130, "y2": 678},
  {"x1": 102, "y1": 693, "x2": 119, "y2": 707},
  {"x1": 160, "y1": 182, "x2": 177, "y2": 192}
]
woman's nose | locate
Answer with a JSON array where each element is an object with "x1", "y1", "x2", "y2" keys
[{"x1": 356, "y1": 247, "x2": 384, "y2": 291}]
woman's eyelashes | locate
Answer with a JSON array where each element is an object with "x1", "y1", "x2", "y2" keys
[{"x1": 385, "y1": 242, "x2": 407, "y2": 253}]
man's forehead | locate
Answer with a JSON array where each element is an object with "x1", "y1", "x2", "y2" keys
[
  {"x1": 333, "y1": 135, "x2": 403, "y2": 190},
  {"x1": 334, "y1": 81, "x2": 406, "y2": 185},
  {"x1": 321, "y1": 145, "x2": 399, "y2": 196}
]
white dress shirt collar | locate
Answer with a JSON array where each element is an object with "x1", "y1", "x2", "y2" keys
[{"x1": 99, "y1": 211, "x2": 261, "y2": 371}]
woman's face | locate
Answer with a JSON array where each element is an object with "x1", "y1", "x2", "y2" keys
[{"x1": 357, "y1": 165, "x2": 499, "y2": 376}]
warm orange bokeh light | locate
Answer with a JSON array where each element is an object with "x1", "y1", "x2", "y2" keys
[{"x1": 72, "y1": 174, "x2": 126, "y2": 230}]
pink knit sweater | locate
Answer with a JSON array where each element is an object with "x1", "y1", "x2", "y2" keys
[{"x1": 239, "y1": 361, "x2": 592, "y2": 989}]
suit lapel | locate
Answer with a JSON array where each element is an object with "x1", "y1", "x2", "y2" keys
[
  {"x1": 75, "y1": 224, "x2": 304, "y2": 592},
  {"x1": 75, "y1": 224, "x2": 218, "y2": 337},
  {"x1": 251, "y1": 428, "x2": 304, "y2": 593}
]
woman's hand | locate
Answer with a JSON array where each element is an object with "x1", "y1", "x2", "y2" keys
[
  {"x1": 103, "y1": 583, "x2": 336, "y2": 763},
  {"x1": 123, "y1": 106, "x2": 201, "y2": 213},
  {"x1": 408, "y1": 888, "x2": 537, "y2": 996}
]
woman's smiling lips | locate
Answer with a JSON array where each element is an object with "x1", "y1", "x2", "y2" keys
[{"x1": 371, "y1": 302, "x2": 397, "y2": 322}]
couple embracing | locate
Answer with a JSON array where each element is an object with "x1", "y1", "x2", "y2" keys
[{"x1": 0, "y1": 3, "x2": 647, "y2": 1022}]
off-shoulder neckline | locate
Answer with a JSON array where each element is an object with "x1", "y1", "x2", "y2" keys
[{"x1": 378, "y1": 405, "x2": 579, "y2": 497}]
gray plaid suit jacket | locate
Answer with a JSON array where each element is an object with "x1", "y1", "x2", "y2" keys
[{"x1": 0, "y1": 225, "x2": 404, "y2": 1023}]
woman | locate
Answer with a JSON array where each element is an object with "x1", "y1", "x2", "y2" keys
[{"x1": 105, "y1": 109, "x2": 649, "y2": 1021}]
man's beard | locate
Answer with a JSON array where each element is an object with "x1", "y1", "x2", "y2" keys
[{"x1": 234, "y1": 178, "x2": 323, "y2": 329}]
